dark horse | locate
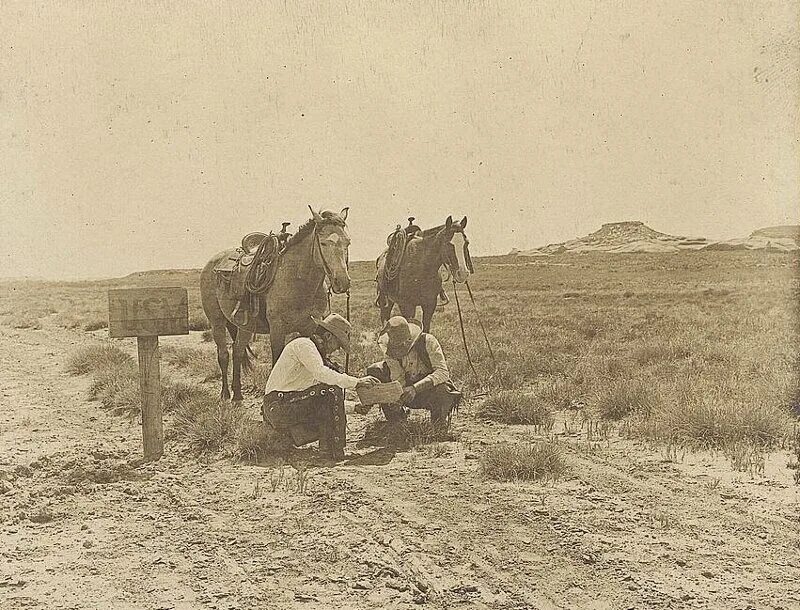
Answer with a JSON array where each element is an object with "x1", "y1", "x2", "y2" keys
[
  {"x1": 200, "y1": 207, "x2": 352, "y2": 402},
  {"x1": 376, "y1": 215, "x2": 472, "y2": 331}
]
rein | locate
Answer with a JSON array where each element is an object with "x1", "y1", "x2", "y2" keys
[
  {"x1": 312, "y1": 223, "x2": 348, "y2": 295},
  {"x1": 311, "y1": 221, "x2": 351, "y2": 373},
  {"x1": 452, "y1": 277, "x2": 499, "y2": 387},
  {"x1": 451, "y1": 280, "x2": 480, "y2": 381}
]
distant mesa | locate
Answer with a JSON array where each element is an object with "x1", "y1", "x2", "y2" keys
[
  {"x1": 751, "y1": 225, "x2": 800, "y2": 241},
  {"x1": 513, "y1": 222, "x2": 799, "y2": 256},
  {"x1": 123, "y1": 269, "x2": 198, "y2": 278}
]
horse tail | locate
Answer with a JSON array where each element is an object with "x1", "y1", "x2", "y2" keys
[{"x1": 226, "y1": 321, "x2": 254, "y2": 373}]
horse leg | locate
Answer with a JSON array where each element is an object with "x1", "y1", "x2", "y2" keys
[
  {"x1": 399, "y1": 303, "x2": 417, "y2": 323},
  {"x1": 269, "y1": 320, "x2": 288, "y2": 366},
  {"x1": 380, "y1": 297, "x2": 395, "y2": 326},
  {"x1": 421, "y1": 299, "x2": 437, "y2": 332},
  {"x1": 212, "y1": 324, "x2": 231, "y2": 401},
  {"x1": 231, "y1": 325, "x2": 253, "y2": 403}
]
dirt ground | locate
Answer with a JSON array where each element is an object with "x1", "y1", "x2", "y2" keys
[{"x1": 1, "y1": 323, "x2": 799, "y2": 610}]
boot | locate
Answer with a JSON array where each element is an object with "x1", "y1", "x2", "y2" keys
[{"x1": 382, "y1": 403, "x2": 409, "y2": 423}]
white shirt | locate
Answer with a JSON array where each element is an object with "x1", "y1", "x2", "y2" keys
[{"x1": 264, "y1": 337, "x2": 359, "y2": 393}]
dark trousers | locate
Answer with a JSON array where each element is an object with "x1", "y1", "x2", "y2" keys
[
  {"x1": 262, "y1": 384, "x2": 346, "y2": 457},
  {"x1": 366, "y1": 362, "x2": 462, "y2": 426}
]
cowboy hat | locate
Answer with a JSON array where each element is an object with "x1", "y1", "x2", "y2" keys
[
  {"x1": 380, "y1": 316, "x2": 423, "y2": 359},
  {"x1": 311, "y1": 313, "x2": 352, "y2": 353}
]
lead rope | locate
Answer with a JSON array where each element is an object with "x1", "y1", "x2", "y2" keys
[
  {"x1": 345, "y1": 290, "x2": 351, "y2": 374},
  {"x1": 465, "y1": 280, "x2": 498, "y2": 369},
  {"x1": 452, "y1": 279, "x2": 480, "y2": 383}
]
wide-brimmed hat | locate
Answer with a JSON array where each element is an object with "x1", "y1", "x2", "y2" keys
[
  {"x1": 312, "y1": 313, "x2": 352, "y2": 353},
  {"x1": 380, "y1": 316, "x2": 422, "y2": 359}
]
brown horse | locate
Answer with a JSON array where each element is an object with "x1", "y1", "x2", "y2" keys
[
  {"x1": 200, "y1": 207, "x2": 351, "y2": 402},
  {"x1": 376, "y1": 215, "x2": 472, "y2": 332}
]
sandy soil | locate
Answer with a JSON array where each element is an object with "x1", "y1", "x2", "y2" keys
[{"x1": 1, "y1": 324, "x2": 799, "y2": 610}]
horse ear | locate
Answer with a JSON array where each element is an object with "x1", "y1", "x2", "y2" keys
[
  {"x1": 460, "y1": 216, "x2": 468, "y2": 228},
  {"x1": 340, "y1": 207, "x2": 349, "y2": 221},
  {"x1": 308, "y1": 205, "x2": 323, "y2": 222},
  {"x1": 445, "y1": 215, "x2": 453, "y2": 229}
]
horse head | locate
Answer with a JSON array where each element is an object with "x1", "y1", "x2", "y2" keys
[
  {"x1": 309, "y1": 205, "x2": 352, "y2": 294},
  {"x1": 439, "y1": 215, "x2": 473, "y2": 283}
]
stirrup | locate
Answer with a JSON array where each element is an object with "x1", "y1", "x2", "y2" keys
[{"x1": 232, "y1": 300, "x2": 249, "y2": 326}]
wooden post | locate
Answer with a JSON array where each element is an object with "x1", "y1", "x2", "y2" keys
[
  {"x1": 137, "y1": 336, "x2": 163, "y2": 459},
  {"x1": 108, "y1": 287, "x2": 188, "y2": 460}
]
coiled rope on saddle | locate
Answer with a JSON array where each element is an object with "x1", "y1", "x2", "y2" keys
[
  {"x1": 243, "y1": 234, "x2": 281, "y2": 294},
  {"x1": 383, "y1": 225, "x2": 407, "y2": 283}
]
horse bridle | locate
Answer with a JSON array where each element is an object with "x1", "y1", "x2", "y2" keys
[
  {"x1": 312, "y1": 222, "x2": 349, "y2": 294},
  {"x1": 440, "y1": 228, "x2": 474, "y2": 276}
]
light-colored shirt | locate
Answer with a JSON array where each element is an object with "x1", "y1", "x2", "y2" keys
[
  {"x1": 378, "y1": 332, "x2": 450, "y2": 389},
  {"x1": 264, "y1": 337, "x2": 359, "y2": 393}
]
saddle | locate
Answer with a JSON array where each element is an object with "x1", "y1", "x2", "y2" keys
[
  {"x1": 213, "y1": 229, "x2": 284, "y2": 328},
  {"x1": 376, "y1": 218, "x2": 419, "y2": 306}
]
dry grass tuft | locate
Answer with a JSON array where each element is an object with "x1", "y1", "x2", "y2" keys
[
  {"x1": 88, "y1": 364, "x2": 141, "y2": 417},
  {"x1": 363, "y1": 415, "x2": 459, "y2": 449},
  {"x1": 476, "y1": 390, "x2": 554, "y2": 427},
  {"x1": 161, "y1": 346, "x2": 220, "y2": 381},
  {"x1": 6, "y1": 314, "x2": 43, "y2": 330},
  {"x1": 236, "y1": 420, "x2": 288, "y2": 462},
  {"x1": 161, "y1": 380, "x2": 210, "y2": 413},
  {"x1": 171, "y1": 394, "x2": 247, "y2": 454},
  {"x1": 401, "y1": 418, "x2": 460, "y2": 447},
  {"x1": 480, "y1": 441, "x2": 570, "y2": 482},
  {"x1": 633, "y1": 387, "x2": 792, "y2": 450},
  {"x1": 65, "y1": 344, "x2": 133, "y2": 376},
  {"x1": 82, "y1": 317, "x2": 108, "y2": 331},
  {"x1": 591, "y1": 379, "x2": 659, "y2": 421}
]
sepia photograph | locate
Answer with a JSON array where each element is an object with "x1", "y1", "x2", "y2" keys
[{"x1": 1, "y1": 1, "x2": 798, "y2": 608}]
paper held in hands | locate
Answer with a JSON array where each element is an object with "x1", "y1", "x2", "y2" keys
[{"x1": 356, "y1": 380, "x2": 403, "y2": 405}]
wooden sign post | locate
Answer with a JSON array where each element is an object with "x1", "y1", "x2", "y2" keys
[{"x1": 108, "y1": 287, "x2": 189, "y2": 459}]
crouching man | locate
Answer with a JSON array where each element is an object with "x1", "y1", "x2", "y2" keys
[
  {"x1": 362, "y1": 316, "x2": 462, "y2": 428},
  {"x1": 262, "y1": 314, "x2": 379, "y2": 460}
]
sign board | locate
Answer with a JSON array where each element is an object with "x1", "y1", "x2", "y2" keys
[
  {"x1": 108, "y1": 287, "x2": 189, "y2": 339},
  {"x1": 356, "y1": 381, "x2": 403, "y2": 406},
  {"x1": 107, "y1": 286, "x2": 189, "y2": 460}
]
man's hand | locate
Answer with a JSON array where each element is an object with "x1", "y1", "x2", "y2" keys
[
  {"x1": 400, "y1": 385, "x2": 416, "y2": 405},
  {"x1": 356, "y1": 376, "x2": 380, "y2": 389},
  {"x1": 354, "y1": 403, "x2": 372, "y2": 415}
]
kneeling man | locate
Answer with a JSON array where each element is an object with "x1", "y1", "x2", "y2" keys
[
  {"x1": 262, "y1": 314, "x2": 378, "y2": 459},
  {"x1": 364, "y1": 316, "x2": 462, "y2": 427}
]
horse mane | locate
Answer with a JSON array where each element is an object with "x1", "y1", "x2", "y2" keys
[
  {"x1": 419, "y1": 223, "x2": 447, "y2": 238},
  {"x1": 284, "y1": 210, "x2": 346, "y2": 249}
]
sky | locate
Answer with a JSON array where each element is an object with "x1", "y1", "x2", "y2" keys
[{"x1": 1, "y1": 0, "x2": 798, "y2": 279}]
